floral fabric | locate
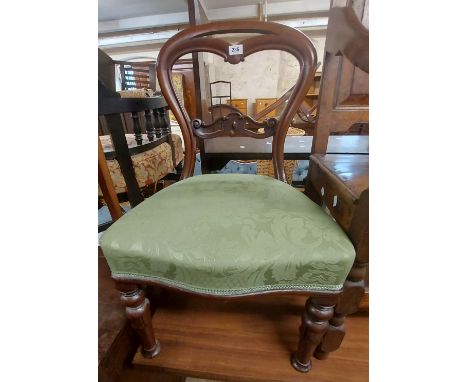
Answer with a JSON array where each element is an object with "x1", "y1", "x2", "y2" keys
[
  {"x1": 100, "y1": 174, "x2": 355, "y2": 296},
  {"x1": 99, "y1": 134, "x2": 183, "y2": 195}
]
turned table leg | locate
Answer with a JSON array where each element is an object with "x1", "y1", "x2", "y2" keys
[
  {"x1": 313, "y1": 312, "x2": 345, "y2": 360},
  {"x1": 314, "y1": 262, "x2": 366, "y2": 359},
  {"x1": 291, "y1": 297, "x2": 334, "y2": 373},
  {"x1": 118, "y1": 283, "x2": 160, "y2": 358}
]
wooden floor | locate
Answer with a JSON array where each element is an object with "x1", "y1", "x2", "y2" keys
[{"x1": 133, "y1": 292, "x2": 368, "y2": 382}]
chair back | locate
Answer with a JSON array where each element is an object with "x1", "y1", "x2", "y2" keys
[{"x1": 156, "y1": 21, "x2": 318, "y2": 182}]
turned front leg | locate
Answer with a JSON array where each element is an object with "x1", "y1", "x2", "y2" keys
[
  {"x1": 291, "y1": 297, "x2": 334, "y2": 373},
  {"x1": 118, "y1": 283, "x2": 160, "y2": 358}
]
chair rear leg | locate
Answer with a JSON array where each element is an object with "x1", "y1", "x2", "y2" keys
[
  {"x1": 291, "y1": 297, "x2": 334, "y2": 373},
  {"x1": 118, "y1": 283, "x2": 160, "y2": 358}
]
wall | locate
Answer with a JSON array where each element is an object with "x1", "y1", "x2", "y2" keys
[{"x1": 205, "y1": 32, "x2": 326, "y2": 115}]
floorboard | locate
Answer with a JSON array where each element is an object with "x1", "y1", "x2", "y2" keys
[{"x1": 133, "y1": 292, "x2": 368, "y2": 382}]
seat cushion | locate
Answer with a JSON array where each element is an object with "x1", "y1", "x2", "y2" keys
[{"x1": 100, "y1": 174, "x2": 355, "y2": 296}]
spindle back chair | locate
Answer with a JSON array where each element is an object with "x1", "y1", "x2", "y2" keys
[{"x1": 98, "y1": 82, "x2": 177, "y2": 207}]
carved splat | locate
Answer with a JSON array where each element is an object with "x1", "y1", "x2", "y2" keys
[{"x1": 191, "y1": 112, "x2": 277, "y2": 139}]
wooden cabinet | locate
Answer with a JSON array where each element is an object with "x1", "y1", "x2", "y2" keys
[
  {"x1": 306, "y1": 73, "x2": 322, "y2": 96},
  {"x1": 255, "y1": 98, "x2": 278, "y2": 118},
  {"x1": 228, "y1": 98, "x2": 248, "y2": 115},
  {"x1": 312, "y1": 0, "x2": 369, "y2": 154}
]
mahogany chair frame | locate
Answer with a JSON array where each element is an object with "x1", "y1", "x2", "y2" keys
[{"x1": 109, "y1": 20, "x2": 350, "y2": 373}]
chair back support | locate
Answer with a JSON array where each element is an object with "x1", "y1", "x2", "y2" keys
[{"x1": 157, "y1": 21, "x2": 318, "y2": 182}]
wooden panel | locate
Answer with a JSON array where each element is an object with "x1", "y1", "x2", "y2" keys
[
  {"x1": 255, "y1": 98, "x2": 278, "y2": 118},
  {"x1": 117, "y1": 368, "x2": 185, "y2": 382},
  {"x1": 229, "y1": 98, "x2": 248, "y2": 114},
  {"x1": 133, "y1": 293, "x2": 368, "y2": 382},
  {"x1": 314, "y1": 154, "x2": 369, "y2": 198},
  {"x1": 313, "y1": 0, "x2": 369, "y2": 154}
]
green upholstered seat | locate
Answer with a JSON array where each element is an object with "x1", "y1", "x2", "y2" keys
[{"x1": 100, "y1": 174, "x2": 355, "y2": 296}]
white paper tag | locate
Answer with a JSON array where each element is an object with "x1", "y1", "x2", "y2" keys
[{"x1": 228, "y1": 44, "x2": 243, "y2": 55}]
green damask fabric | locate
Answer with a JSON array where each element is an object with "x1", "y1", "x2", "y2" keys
[{"x1": 100, "y1": 174, "x2": 355, "y2": 295}]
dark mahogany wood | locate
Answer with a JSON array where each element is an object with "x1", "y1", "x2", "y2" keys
[
  {"x1": 191, "y1": 112, "x2": 277, "y2": 139},
  {"x1": 117, "y1": 283, "x2": 161, "y2": 359},
  {"x1": 312, "y1": 2, "x2": 369, "y2": 154},
  {"x1": 305, "y1": 154, "x2": 369, "y2": 359},
  {"x1": 291, "y1": 296, "x2": 336, "y2": 372},
  {"x1": 133, "y1": 292, "x2": 369, "y2": 382},
  {"x1": 156, "y1": 20, "x2": 318, "y2": 182},
  {"x1": 304, "y1": 4, "x2": 369, "y2": 362}
]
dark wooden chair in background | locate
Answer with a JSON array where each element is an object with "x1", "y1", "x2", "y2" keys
[
  {"x1": 99, "y1": 139, "x2": 185, "y2": 382},
  {"x1": 98, "y1": 82, "x2": 183, "y2": 209},
  {"x1": 304, "y1": 3, "x2": 369, "y2": 358},
  {"x1": 116, "y1": 61, "x2": 157, "y2": 91},
  {"x1": 99, "y1": 20, "x2": 359, "y2": 374},
  {"x1": 312, "y1": 0, "x2": 369, "y2": 153}
]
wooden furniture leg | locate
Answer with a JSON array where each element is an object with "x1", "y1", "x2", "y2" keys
[
  {"x1": 118, "y1": 283, "x2": 160, "y2": 358},
  {"x1": 291, "y1": 297, "x2": 334, "y2": 373},
  {"x1": 314, "y1": 262, "x2": 366, "y2": 359}
]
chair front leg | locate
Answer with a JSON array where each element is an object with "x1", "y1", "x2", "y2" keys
[
  {"x1": 291, "y1": 297, "x2": 334, "y2": 373},
  {"x1": 118, "y1": 283, "x2": 160, "y2": 358}
]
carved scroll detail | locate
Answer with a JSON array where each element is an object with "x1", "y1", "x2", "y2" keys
[{"x1": 191, "y1": 112, "x2": 277, "y2": 139}]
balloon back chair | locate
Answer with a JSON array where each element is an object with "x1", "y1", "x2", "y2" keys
[{"x1": 100, "y1": 20, "x2": 356, "y2": 373}]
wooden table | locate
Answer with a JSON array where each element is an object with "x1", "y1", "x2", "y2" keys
[
  {"x1": 202, "y1": 135, "x2": 368, "y2": 172},
  {"x1": 133, "y1": 292, "x2": 368, "y2": 382},
  {"x1": 306, "y1": 154, "x2": 369, "y2": 316},
  {"x1": 310, "y1": 154, "x2": 369, "y2": 199}
]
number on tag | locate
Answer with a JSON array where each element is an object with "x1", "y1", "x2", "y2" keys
[{"x1": 228, "y1": 44, "x2": 243, "y2": 55}]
